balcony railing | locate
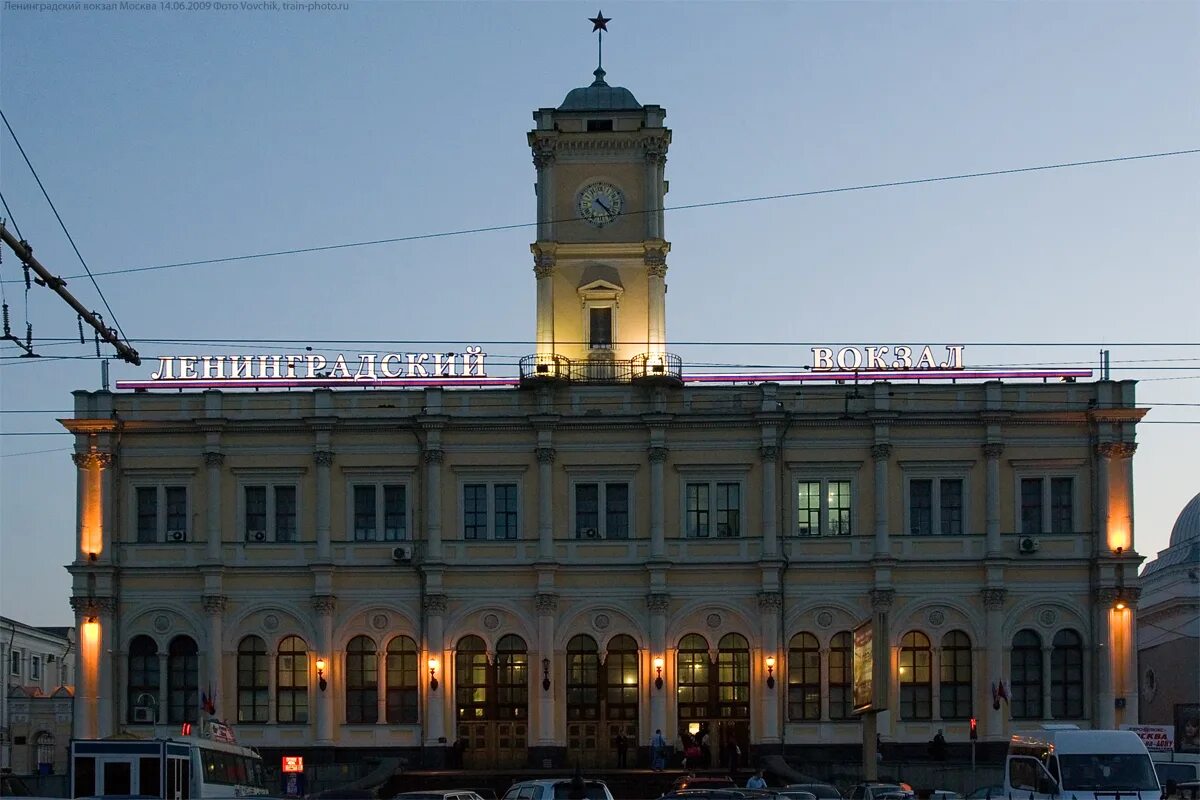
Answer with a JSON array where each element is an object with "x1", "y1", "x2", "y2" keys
[{"x1": 519, "y1": 352, "x2": 683, "y2": 386}]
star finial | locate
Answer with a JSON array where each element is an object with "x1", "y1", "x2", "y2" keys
[{"x1": 589, "y1": 11, "x2": 610, "y2": 32}]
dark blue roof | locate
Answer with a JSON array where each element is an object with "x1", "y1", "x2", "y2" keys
[{"x1": 559, "y1": 68, "x2": 641, "y2": 112}]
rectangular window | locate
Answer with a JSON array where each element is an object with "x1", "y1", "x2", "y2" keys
[
  {"x1": 1050, "y1": 478, "x2": 1073, "y2": 533},
  {"x1": 909, "y1": 477, "x2": 964, "y2": 535},
  {"x1": 245, "y1": 487, "x2": 267, "y2": 537},
  {"x1": 684, "y1": 480, "x2": 741, "y2": 538},
  {"x1": 716, "y1": 483, "x2": 740, "y2": 537},
  {"x1": 136, "y1": 487, "x2": 158, "y2": 543},
  {"x1": 1021, "y1": 478, "x2": 1043, "y2": 534},
  {"x1": 462, "y1": 482, "x2": 520, "y2": 540},
  {"x1": 589, "y1": 307, "x2": 613, "y2": 350},
  {"x1": 494, "y1": 484, "x2": 518, "y2": 540},
  {"x1": 574, "y1": 482, "x2": 630, "y2": 539},
  {"x1": 352, "y1": 483, "x2": 409, "y2": 541},
  {"x1": 165, "y1": 487, "x2": 187, "y2": 532},
  {"x1": 1021, "y1": 476, "x2": 1075, "y2": 534},
  {"x1": 795, "y1": 478, "x2": 853, "y2": 536},
  {"x1": 135, "y1": 484, "x2": 188, "y2": 542},
  {"x1": 30, "y1": 656, "x2": 40, "y2": 681},
  {"x1": 244, "y1": 485, "x2": 298, "y2": 543},
  {"x1": 686, "y1": 483, "x2": 710, "y2": 537},
  {"x1": 275, "y1": 486, "x2": 297, "y2": 542},
  {"x1": 464, "y1": 484, "x2": 487, "y2": 540}
]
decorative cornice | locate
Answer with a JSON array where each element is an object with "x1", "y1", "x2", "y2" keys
[
  {"x1": 757, "y1": 591, "x2": 782, "y2": 611},
  {"x1": 981, "y1": 588, "x2": 1007, "y2": 611},
  {"x1": 423, "y1": 594, "x2": 448, "y2": 614},
  {"x1": 759, "y1": 445, "x2": 778, "y2": 462},
  {"x1": 870, "y1": 444, "x2": 891, "y2": 460},
  {"x1": 869, "y1": 589, "x2": 895, "y2": 612},
  {"x1": 202, "y1": 595, "x2": 228, "y2": 615},
  {"x1": 423, "y1": 449, "x2": 444, "y2": 465},
  {"x1": 647, "y1": 446, "x2": 668, "y2": 464},
  {"x1": 535, "y1": 593, "x2": 559, "y2": 614},
  {"x1": 536, "y1": 447, "x2": 556, "y2": 465},
  {"x1": 313, "y1": 450, "x2": 334, "y2": 466},
  {"x1": 646, "y1": 593, "x2": 670, "y2": 613},
  {"x1": 982, "y1": 443, "x2": 1005, "y2": 459},
  {"x1": 204, "y1": 451, "x2": 225, "y2": 468},
  {"x1": 311, "y1": 594, "x2": 337, "y2": 615},
  {"x1": 1096, "y1": 442, "x2": 1138, "y2": 459}
]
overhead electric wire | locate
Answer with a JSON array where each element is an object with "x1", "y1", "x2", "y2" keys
[
  {"x1": 1, "y1": 148, "x2": 1196, "y2": 285},
  {"x1": 0, "y1": 108, "x2": 129, "y2": 343}
]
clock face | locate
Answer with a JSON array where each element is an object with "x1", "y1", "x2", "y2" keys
[{"x1": 578, "y1": 182, "x2": 624, "y2": 227}]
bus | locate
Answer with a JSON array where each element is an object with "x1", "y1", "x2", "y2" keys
[
  {"x1": 1006, "y1": 724, "x2": 1161, "y2": 800},
  {"x1": 70, "y1": 721, "x2": 269, "y2": 799}
]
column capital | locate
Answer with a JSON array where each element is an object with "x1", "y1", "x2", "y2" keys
[
  {"x1": 204, "y1": 451, "x2": 225, "y2": 467},
  {"x1": 643, "y1": 138, "x2": 668, "y2": 166},
  {"x1": 535, "y1": 593, "x2": 559, "y2": 614},
  {"x1": 313, "y1": 450, "x2": 334, "y2": 466},
  {"x1": 757, "y1": 591, "x2": 782, "y2": 611},
  {"x1": 759, "y1": 445, "x2": 779, "y2": 462},
  {"x1": 1096, "y1": 442, "x2": 1137, "y2": 459},
  {"x1": 646, "y1": 593, "x2": 671, "y2": 613},
  {"x1": 423, "y1": 448, "x2": 444, "y2": 465},
  {"x1": 981, "y1": 588, "x2": 1008, "y2": 611},
  {"x1": 311, "y1": 594, "x2": 337, "y2": 615},
  {"x1": 71, "y1": 595, "x2": 117, "y2": 615},
  {"x1": 423, "y1": 594, "x2": 448, "y2": 614},
  {"x1": 1095, "y1": 587, "x2": 1121, "y2": 606},
  {"x1": 870, "y1": 444, "x2": 892, "y2": 461},
  {"x1": 202, "y1": 595, "x2": 228, "y2": 615},
  {"x1": 647, "y1": 446, "x2": 669, "y2": 464},
  {"x1": 531, "y1": 137, "x2": 556, "y2": 169},
  {"x1": 982, "y1": 443, "x2": 1005, "y2": 459},
  {"x1": 869, "y1": 589, "x2": 895, "y2": 611},
  {"x1": 72, "y1": 450, "x2": 112, "y2": 469},
  {"x1": 535, "y1": 447, "x2": 556, "y2": 464}
]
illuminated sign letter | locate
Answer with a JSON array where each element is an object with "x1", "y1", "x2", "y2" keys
[
  {"x1": 354, "y1": 354, "x2": 377, "y2": 380},
  {"x1": 380, "y1": 353, "x2": 404, "y2": 378},
  {"x1": 151, "y1": 357, "x2": 176, "y2": 380},
  {"x1": 812, "y1": 347, "x2": 834, "y2": 371},
  {"x1": 915, "y1": 346, "x2": 938, "y2": 370},
  {"x1": 407, "y1": 352, "x2": 430, "y2": 378},
  {"x1": 866, "y1": 347, "x2": 889, "y2": 370},
  {"x1": 462, "y1": 346, "x2": 487, "y2": 377},
  {"x1": 305, "y1": 355, "x2": 327, "y2": 378},
  {"x1": 836, "y1": 347, "x2": 863, "y2": 370}
]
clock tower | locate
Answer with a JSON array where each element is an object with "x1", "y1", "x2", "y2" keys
[{"x1": 523, "y1": 46, "x2": 677, "y2": 384}]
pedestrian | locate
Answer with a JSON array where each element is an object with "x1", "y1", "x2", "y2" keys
[
  {"x1": 615, "y1": 730, "x2": 628, "y2": 768},
  {"x1": 931, "y1": 729, "x2": 947, "y2": 761},
  {"x1": 876, "y1": 732, "x2": 884, "y2": 765},
  {"x1": 651, "y1": 728, "x2": 667, "y2": 772},
  {"x1": 726, "y1": 732, "x2": 740, "y2": 778},
  {"x1": 746, "y1": 769, "x2": 767, "y2": 789}
]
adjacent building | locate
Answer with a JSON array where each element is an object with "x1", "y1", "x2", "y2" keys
[
  {"x1": 1, "y1": 617, "x2": 75, "y2": 776},
  {"x1": 62, "y1": 61, "x2": 1149, "y2": 771}
]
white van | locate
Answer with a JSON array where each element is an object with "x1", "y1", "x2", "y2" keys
[{"x1": 1006, "y1": 724, "x2": 1161, "y2": 800}]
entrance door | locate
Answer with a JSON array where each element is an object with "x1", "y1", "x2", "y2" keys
[
  {"x1": 455, "y1": 634, "x2": 529, "y2": 769},
  {"x1": 565, "y1": 634, "x2": 640, "y2": 768},
  {"x1": 677, "y1": 633, "x2": 751, "y2": 770}
]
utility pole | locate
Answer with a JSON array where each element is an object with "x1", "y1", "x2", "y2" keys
[{"x1": 0, "y1": 221, "x2": 140, "y2": 365}]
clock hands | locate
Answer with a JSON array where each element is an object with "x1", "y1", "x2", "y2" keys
[{"x1": 593, "y1": 195, "x2": 613, "y2": 214}]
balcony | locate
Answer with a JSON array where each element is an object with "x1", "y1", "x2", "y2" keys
[{"x1": 519, "y1": 352, "x2": 682, "y2": 387}]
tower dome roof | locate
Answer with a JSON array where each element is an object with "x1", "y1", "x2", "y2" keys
[
  {"x1": 1170, "y1": 492, "x2": 1200, "y2": 547},
  {"x1": 559, "y1": 68, "x2": 641, "y2": 112}
]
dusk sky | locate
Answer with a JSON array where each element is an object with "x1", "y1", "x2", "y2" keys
[{"x1": 1, "y1": 1, "x2": 1197, "y2": 626}]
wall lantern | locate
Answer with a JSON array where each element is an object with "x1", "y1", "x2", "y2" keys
[
  {"x1": 428, "y1": 658, "x2": 439, "y2": 691},
  {"x1": 315, "y1": 657, "x2": 328, "y2": 692},
  {"x1": 542, "y1": 658, "x2": 551, "y2": 692},
  {"x1": 766, "y1": 656, "x2": 776, "y2": 689},
  {"x1": 653, "y1": 656, "x2": 664, "y2": 690}
]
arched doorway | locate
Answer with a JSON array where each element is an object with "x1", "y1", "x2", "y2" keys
[
  {"x1": 677, "y1": 633, "x2": 750, "y2": 770},
  {"x1": 455, "y1": 634, "x2": 528, "y2": 769},
  {"x1": 564, "y1": 634, "x2": 639, "y2": 768}
]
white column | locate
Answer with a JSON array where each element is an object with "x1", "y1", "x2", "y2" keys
[
  {"x1": 983, "y1": 588, "x2": 1006, "y2": 737},
  {"x1": 984, "y1": 444, "x2": 1003, "y2": 555},
  {"x1": 872, "y1": 445, "x2": 890, "y2": 556},
  {"x1": 423, "y1": 594, "x2": 447, "y2": 746},
  {"x1": 1122, "y1": 604, "x2": 1138, "y2": 723},
  {"x1": 315, "y1": 451, "x2": 333, "y2": 560},
  {"x1": 205, "y1": 452, "x2": 224, "y2": 560},
  {"x1": 313, "y1": 595, "x2": 336, "y2": 744},
  {"x1": 536, "y1": 594, "x2": 558, "y2": 746},
  {"x1": 533, "y1": 254, "x2": 555, "y2": 357},
  {"x1": 376, "y1": 649, "x2": 388, "y2": 725},
  {"x1": 268, "y1": 647, "x2": 278, "y2": 724},
  {"x1": 761, "y1": 446, "x2": 779, "y2": 558},
  {"x1": 646, "y1": 258, "x2": 667, "y2": 353},
  {"x1": 1041, "y1": 645, "x2": 1054, "y2": 720},
  {"x1": 1095, "y1": 590, "x2": 1116, "y2": 728},
  {"x1": 819, "y1": 647, "x2": 831, "y2": 722},
  {"x1": 532, "y1": 144, "x2": 555, "y2": 241},
  {"x1": 537, "y1": 448, "x2": 555, "y2": 559},
  {"x1": 648, "y1": 594, "x2": 669, "y2": 739},
  {"x1": 203, "y1": 596, "x2": 226, "y2": 719},
  {"x1": 649, "y1": 448, "x2": 667, "y2": 558},
  {"x1": 424, "y1": 450, "x2": 444, "y2": 560},
  {"x1": 758, "y1": 593, "x2": 782, "y2": 743},
  {"x1": 158, "y1": 652, "x2": 169, "y2": 725},
  {"x1": 1096, "y1": 448, "x2": 1112, "y2": 557}
]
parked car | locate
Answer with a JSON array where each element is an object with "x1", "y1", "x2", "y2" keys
[
  {"x1": 502, "y1": 778, "x2": 615, "y2": 800},
  {"x1": 964, "y1": 788, "x2": 1004, "y2": 800},
  {"x1": 777, "y1": 791, "x2": 817, "y2": 800},
  {"x1": 394, "y1": 792, "x2": 487, "y2": 800},
  {"x1": 784, "y1": 785, "x2": 843, "y2": 800},
  {"x1": 847, "y1": 784, "x2": 915, "y2": 800},
  {"x1": 673, "y1": 777, "x2": 738, "y2": 791},
  {"x1": 929, "y1": 791, "x2": 963, "y2": 800}
]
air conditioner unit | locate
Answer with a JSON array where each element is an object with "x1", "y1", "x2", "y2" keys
[
  {"x1": 1019, "y1": 536, "x2": 1041, "y2": 554},
  {"x1": 717, "y1": 523, "x2": 734, "y2": 538},
  {"x1": 166, "y1": 529, "x2": 187, "y2": 542},
  {"x1": 581, "y1": 528, "x2": 599, "y2": 540},
  {"x1": 132, "y1": 706, "x2": 155, "y2": 723},
  {"x1": 249, "y1": 530, "x2": 267, "y2": 542},
  {"x1": 391, "y1": 545, "x2": 413, "y2": 563}
]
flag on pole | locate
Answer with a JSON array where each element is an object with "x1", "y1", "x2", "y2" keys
[{"x1": 201, "y1": 686, "x2": 215, "y2": 716}]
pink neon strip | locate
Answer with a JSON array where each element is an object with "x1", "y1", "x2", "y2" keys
[{"x1": 115, "y1": 369, "x2": 1093, "y2": 391}]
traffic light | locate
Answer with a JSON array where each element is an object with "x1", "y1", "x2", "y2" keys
[{"x1": 969, "y1": 717, "x2": 978, "y2": 740}]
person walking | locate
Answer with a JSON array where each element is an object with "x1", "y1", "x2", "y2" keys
[
  {"x1": 651, "y1": 728, "x2": 667, "y2": 772},
  {"x1": 615, "y1": 730, "x2": 628, "y2": 768},
  {"x1": 746, "y1": 770, "x2": 767, "y2": 789}
]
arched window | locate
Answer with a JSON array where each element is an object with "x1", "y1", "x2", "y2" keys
[
  {"x1": 717, "y1": 633, "x2": 750, "y2": 719},
  {"x1": 456, "y1": 635, "x2": 489, "y2": 720},
  {"x1": 899, "y1": 631, "x2": 932, "y2": 720},
  {"x1": 276, "y1": 635, "x2": 309, "y2": 723},
  {"x1": 34, "y1": 731, "x2": 54, "y2": 771},
  {"x1": 385, "y1": 635, "x2": 419, "y2": 723},
  {"x1": 939, "y1": 630, "x2": 972, "y2": 719},
  {"x1": 787, "y1": 632, "x2": 820, "y2": 721},
  {"x1": 237, "y1": 636, "x2": 268, "y2": 723},
  {"x1": 677, "y1": 634, "x2": 710, "y2": 722},
  {"x1": 496, "y1": 634, "x2": 528, "y2": 720},
  {"x1": 346, "y1": 635, "x2": 378, "y2": 723},
  {"x1": 605, "y1": 634, "x2": 639, "y2": 722},
  {"x1": 828, "y1": 631, "x2": 853, "y2": 719},
  {"x1": 566, "y1": 634, "x2": 600, "y2": 721},
  {"x1": 127, "y1": 635, "x2": 160, "y2": 723},
  {"x1": 167, "y1": 636, "x2": 199, "y2": 723},
  {"x1": 1011, "y1": 629, "x2": 1043, "y2": 719},
  {"x1": 1051, "y1": 629, "x2": 1083, "y2": 718}
]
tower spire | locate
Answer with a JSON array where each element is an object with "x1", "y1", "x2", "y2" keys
[{"x1": 589, "y1": 10, "x2": 611, "y2": 80}]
